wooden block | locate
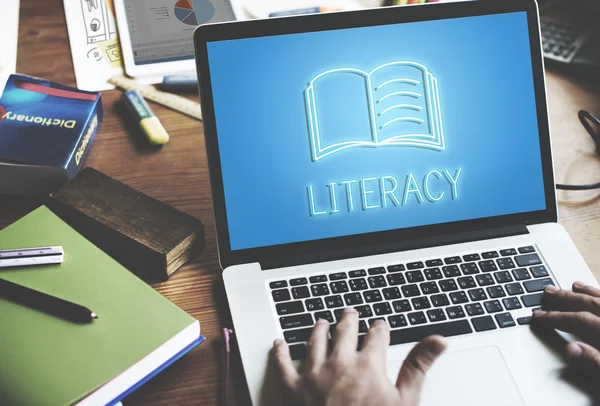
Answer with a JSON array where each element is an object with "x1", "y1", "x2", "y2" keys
[{"x1": 46, "y1": 168, "x2": 204, "y2": 281}]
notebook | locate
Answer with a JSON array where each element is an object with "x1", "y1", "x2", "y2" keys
[{"x1": 0, "y1": 206, "x2": 203, "y2": 406}]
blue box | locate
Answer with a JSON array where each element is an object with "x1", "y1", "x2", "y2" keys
[{"x1": 0, "y1": 74, "x2": 102, "y2": 195}]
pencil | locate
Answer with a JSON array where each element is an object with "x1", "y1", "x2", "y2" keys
[{"x1": 0, "y1": 278, "x2": 97, "y2": 323}]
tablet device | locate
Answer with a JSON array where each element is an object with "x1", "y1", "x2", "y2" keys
[{"x1": 114, "y1": 0, "x2": 241, "y2": 82}]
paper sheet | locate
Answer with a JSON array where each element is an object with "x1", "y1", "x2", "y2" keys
[
  {"x1": 0, "y1": 0, "x2": 20, "y2": 96},
  {"x1": 241, "y1": 0, "x2": 374, "y2": 19},
  {"x1": 63, "y1": 0, "x2": 124, "y2": 91}
]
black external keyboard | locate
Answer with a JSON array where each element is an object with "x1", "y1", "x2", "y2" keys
[{"x1": 268, "y1": 245, "x2": 554, "y2": 361}]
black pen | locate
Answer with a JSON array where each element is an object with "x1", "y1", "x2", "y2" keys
[{"x1": 0, "y1": 278, "x2": 97, "y2": 323}]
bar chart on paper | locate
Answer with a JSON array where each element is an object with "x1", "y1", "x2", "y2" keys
[{"x1": 174, "y1": 0, "x2": 215, "y2": 25}]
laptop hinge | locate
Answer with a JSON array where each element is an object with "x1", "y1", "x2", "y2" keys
[{"x1": 261, "y1": 224, "x2": 529, "y2": 270}]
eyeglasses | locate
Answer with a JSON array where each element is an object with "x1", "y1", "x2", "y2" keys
[{"x1": 556, "y1": 110, "x2": 600, "y2": 191}]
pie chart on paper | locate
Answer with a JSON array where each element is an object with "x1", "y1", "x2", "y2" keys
[{"x1": 174, "y1": 0, "x2": 215, "y2": 26}]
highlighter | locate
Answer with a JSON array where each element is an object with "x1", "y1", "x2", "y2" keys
[{"x1": 122, "y1": 90, "x2": 169, "y2": 146}]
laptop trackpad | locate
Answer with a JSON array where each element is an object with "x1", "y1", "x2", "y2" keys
[{"x1": 389, "y1": 346, "x2": 525, "y2": 406}]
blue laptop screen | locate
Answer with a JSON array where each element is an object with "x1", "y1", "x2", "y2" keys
[{"x1": 206, "y1": 11, "x2": 546, "y2": 251}]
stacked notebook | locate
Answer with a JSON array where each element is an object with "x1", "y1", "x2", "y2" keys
[{"x1": 0, "y1": 206, "x2": 204, "y2": 406}]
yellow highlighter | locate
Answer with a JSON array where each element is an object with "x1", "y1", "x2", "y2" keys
[{"x1": 122, "y1": 90, "x2": 170, "y2": 146}]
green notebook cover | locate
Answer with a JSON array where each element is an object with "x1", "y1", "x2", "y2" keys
[{"x1": 0, "y1": 206, "x2": 197, "y2": 406}]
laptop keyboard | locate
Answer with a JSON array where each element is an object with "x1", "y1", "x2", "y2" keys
[{"x1": 268, "y1": 245, "x2": 555, "y2": 360}]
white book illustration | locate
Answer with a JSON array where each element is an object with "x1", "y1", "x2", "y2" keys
[{"x1": 305, "y1": 61, "x2": 445, "y2": 161}]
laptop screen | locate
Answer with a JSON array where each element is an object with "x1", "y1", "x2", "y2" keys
[{"x1": 206, "y1": 11, "x2": 546, "y2": 251}]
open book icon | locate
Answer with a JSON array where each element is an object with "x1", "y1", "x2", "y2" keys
[{"x1": 305, "y1": 61, "x2": 445, "y2": 161}]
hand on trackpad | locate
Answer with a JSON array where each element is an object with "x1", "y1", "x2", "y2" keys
[{"x1": 388, "y1": 346, "x2": 525, "y2": 406}]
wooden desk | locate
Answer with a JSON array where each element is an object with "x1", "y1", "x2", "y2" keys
[{"x1": 1, "y1": 1, "x2": 600, "y2": 405}]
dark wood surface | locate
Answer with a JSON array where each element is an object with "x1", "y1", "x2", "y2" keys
[{"x1": 3, "y1": 1, "x2": 600, "y2": 405}]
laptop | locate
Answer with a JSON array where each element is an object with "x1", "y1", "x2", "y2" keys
[{"x1": 193, "y1": 1, "x2": 598, "y2": 404}]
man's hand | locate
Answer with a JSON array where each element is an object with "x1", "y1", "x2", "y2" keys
[
  {"x1": 532, "y1": 281, "x2": 600, "y2": 371},
  {"x1": 272, "y1": 308, "x2": 447, "y2": 406}
]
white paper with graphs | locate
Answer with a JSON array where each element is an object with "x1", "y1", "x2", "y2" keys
[{"x1": 305, "y1": 61, "x2": 445, "y2": 161}]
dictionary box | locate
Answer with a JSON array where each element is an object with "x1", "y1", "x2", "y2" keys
[{"x1": 0, "y1": 74, "x2": 102, "y2": 195}]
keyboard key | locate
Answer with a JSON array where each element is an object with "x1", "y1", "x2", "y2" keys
[
  {"x1": 387, "y1": 273, "x2": 406, "y2": 286},
  {"x1": 289, "y1": 344, "x2": 307, "y2": 360},
  {"x1": 412, "y1": 296, "x2": 431, "y2": 310},
  {"x1": 407, "y1": 261, "x2": 425, "y2": 270},
  {"x1": 290, "y1": 278, "x2": 308, "y2": 286},
  {"x1": 502, "y1": 297, "x2": 522, "y2": 310},
  {"x1": 355, "y1": 305, "x2": 373, "y2": 318},
  {"x1": 329, "y1": 272, "x2": 347, "y2": 280},
  {"x1": 387, "y1": 264, "x2": 405, "y2": 273},
  {"x1": 311, "y1": 283, "x2": 330, "y2": 297},
  {"x1": 497, "y1": 258, "x2": 516, "y2": 270},
  {"x1": 442, "y1": 265, "x2": 461, "y2": 278},
  {"x1": 439, "y1": 279, "x2": 458, "y2": 292},
  {"x1": 482, "y1": 251, "x2": 499, "y2": 259},
  {"x1": 500, "y1": 248, "x2": 518, "y2": 256},
  {"x1": 272, "y1": 289, "x2": 291, "y2": 302},
  {"x1": 487, "y1": 286, "x2": 506, "y2": 299},
  {"x1": 465, "y1": 303, "x2": 484, "y2": 316},
  {"x1": 389, "y1": 314, "x2": 408, "y2": 328},
  {"x1": 349, "y1": 279, "x2": 368, "y2": 291},
  {"x1": 349, "y1": 270, "x2": 367, "y2": 278},
  {"x1": 392, "y1": 299, "x2": 412, "y2": 313},
  {"x1": 364, "y1": 290, "x2": 383, "y2": 303},
  {"x1": 420, "y1": 281, "x2": 439, "y2": 295},
  {"x1": 461, "y1": 263, "x2": 479, "y2": 275},
  {"x1": 495, "y1": 313, "x2": 516, "y2": 328},
  {"x1": 389, "y1": 320, "x2": 472, "y2": 345},
  {"x1": 368, "y1": 317, "x2": 386, "y2": 327},
  {"x1": 472, "y1": 316, "x2": 497, "y2": 332},
  {"x1": 524, "y1": 278, "x2": 554, "y2": 293},
  {"x1": 431, "y1": 293, "x2": 450, "y2": 307},
  {"x1": 426, "y1": 259, "x2": 444, "y2": 267},
  {"x1": 515, "y1": 254, "x2": 542, "y2": 267},
  {"x1": 277, "y1": 300, "x2": 305, "y2": 315},
  {"x1": 368, "y1": 275, "x2": 387, "y2": 288},
  {"x1": 478, "y1": 260, "x2": 498, "y2": 273},
  {"x1": 334, "y1": 309, "x2": 346, "y2": 321},
  {"x1": 314, "y1": 310, "x2": 334, "y2": 323},
  {"x1": 373, "y1": 302, "x2": 393, "y2": 316},
  {"x1": 427, "y1": 308, "x2": 446, "y2": 322},
  {"x1": 402, "y1": 284, "x2": 421, "y2": 297},
  {"x1": 305, "y1": 298, "x2": 323, "y2": 311},
  {"x1": 359, "y1": 320, "x2": 369, "y2": 333},
  {"x1": 463, "y1": 254, "x2": 481, "y2": 262},
  {"x1": 382, "y1": 287, "x2": 402, "y2": 300},
  {"x1": 270, "y1": 280, "x2": 287, "y2": 289},
  {"x1": 446, "y1": 305, "x2": 466, "y2": 319},
  {"x1": 344, "y1": 292, "x2": 364, "y2": 306},
  {"x1": 531, "y1": 265, "x2": 549, "y2": 278},
  {"x1": 505, "y1": 283, "x2": 524, "y2": 296},
  {"x1": 408, "y1": 311, "x2": 427, "y2": 325},
  {"x1": 512, "y1": 268, "x2": 531, "y2": 281},
  {"x1": 484, "y1": 300, "x2": 503, "y2": 313},
  {"x1": 450, "y1": 291, "x2": 468, "y2": 304},
  {"x1": 330, "y1": 281, "x2": 349, "y2": 294},
  {"x1": 424, "y1": 268, "x2": 443, "y2": 280},
  {"x1": 292, "y1": 286, "x2": 311, "y2": 299},
  {"x1": 368, "y1": 267, "x2": 386, "y2": 275},
  {"x1": 517, "y1": 316, "x2": 532, "y2": 325},
  {"x1": 406, "y1": 271, "x2": 425, "y2": 283},
  {"x1": 468, "y1": 288, "x2": 487, "y2": 301},
  {"x1": 325, "y1": 295, "x2": 344, "y2": 308},
  {"x1": 309, "y1": 275, "x2": 327, "y2": 283},
  {"x1": 494, "y1": 271, "x2": 513, "y2": 284},
  {"x1": 444, "y1": 256, "x2": 462, "y2": 264},
  {"x1": 476, "y1": 274, "x2": 495, "y2": 286},
  {"x1": 280, "y1": 313, "x2": 313, "y2": 329},
  {"x1": 284, "y1": 328, "x2": 312, "y2": 343},
  {"x1": 518, "y1": 246, "x2": 536, "y2": 254},
  {"x1": 458, "y1": 276, "x2": 476, "y2": 289}
]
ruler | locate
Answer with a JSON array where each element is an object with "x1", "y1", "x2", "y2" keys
[
  {"x1": 0, "y1": 246, "x2": 64, "y2": 268},
  {"x1": 108, "y1": 75, "x2": 203, "y2": 121}
]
